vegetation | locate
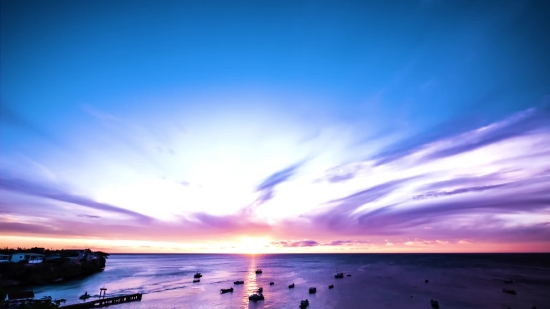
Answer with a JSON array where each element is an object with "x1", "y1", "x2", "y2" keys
[{"x1": 0, "y1": 248, "x2": 109, "y2": 286}]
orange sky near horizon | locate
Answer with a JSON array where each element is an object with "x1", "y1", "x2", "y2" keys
[{"x1": 2, "y1": 235, "x2": 549, "y2": 254}]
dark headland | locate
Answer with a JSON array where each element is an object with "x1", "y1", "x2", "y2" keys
[{"x1": 0, "y1": 247, "x2": 109, "y2": 287}]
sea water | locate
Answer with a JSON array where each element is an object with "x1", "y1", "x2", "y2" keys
[{"x1": 30, "y1": 254, "x2": 550, "y2": 309}]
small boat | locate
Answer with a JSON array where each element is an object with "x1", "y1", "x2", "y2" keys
[
  {"x1": 257, "y1": 287, "x2": 263, "y2": 293},
  {"x1": 308, "y1": 287, "x2": 317, "y2": 294},
  {"x1": 288, "y1": 283, "x2": 295, "y2": 288},
  {"x1": 194, "y1": 272, "x2": 202, "y2": 278},
  {"x1": 328, "y1": 284, "x2": 334, "y2": 289},
  {"x1": 504, "y1": 279, "x2": 514, "y2": 284},
  {"x1": 347, "y1": 274, "x2": 351, "y2": 277},
  {"x1": 269, "y1": 282, "x2": 274, "y2": 285},
  {"x1": 300, "y1": 299, "x2": 309, "y2": 308},
  {"x1": 249, "y1": 293, "x2": 264, "y2": 301},
  {"x1": 79, "y1": 292, "x2": 91, "y2": 300},
  {"x1": 502, "y1": 288, "x2": 517, "y2": 295},
  {"x1": 234, "y1": 280, "x2": 244, "y2": 284},
  {"x1": 430, "y1": 299, "x2": 439, "y2": 308},
  {"x1": 335, "y1": 272, "x2": 344, "y2": 278},
  {"x1": 220, "y1": 288, "x2": 234, "y2": 294},
  {"x1": 255, "y1": 269, "x2": 263, "y2": 274},
  {"x1": 425, "y1": 279, "x2": 429, "y2": 283},
  {"x1": 193, "y1": 279, "x2": 200, "y2": 283}
]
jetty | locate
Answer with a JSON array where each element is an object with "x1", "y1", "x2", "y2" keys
[{"x1": 59, "y1": 293, "x2": 142, "y2": 308}]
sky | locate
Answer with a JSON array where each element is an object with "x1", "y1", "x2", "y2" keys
[{"x1": 1, "y1": 0, "x2": 550, "y2": 253}]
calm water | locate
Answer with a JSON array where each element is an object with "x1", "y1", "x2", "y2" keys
[{"x1": 31, "y1": 254, "x2": 550, "y2": 309}]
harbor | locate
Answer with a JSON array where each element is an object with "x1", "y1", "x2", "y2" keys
[{"x1": 59, "y1": 293, "x2": 143, "y2": 309}]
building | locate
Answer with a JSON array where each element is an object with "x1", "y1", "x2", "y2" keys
[
  {"x1": 0, "y1": 254, "x2": 10, "y2": 263},
  {"x1": 45, "y1": 253, "x2": 61, "y2": 261},
  {"x1": 10, "y1": 253, "x2": 44, "y2": 264}
]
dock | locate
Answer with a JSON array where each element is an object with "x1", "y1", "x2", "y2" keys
[{"x1": 59, "y1": 293, "x2": 143, "y2": 308}]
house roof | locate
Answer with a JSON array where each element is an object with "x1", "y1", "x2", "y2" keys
[{"x1": 8, "y1": 291, "x2": 35, "y2": 300}]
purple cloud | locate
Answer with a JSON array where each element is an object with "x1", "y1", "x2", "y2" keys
[
  {"x1": 420, "y1": 104, "x2": 550, "y2": 162},
  {"x1": 271, "y1": 240, "x2": 319, "y2": 247},
  {"x1": 356, "y1": 179, "x2": 550, "y2": 234},
  {"x1": 372, "y1": 101, "x2": 550, "y2": 166},
  {"x1": 254, "y1": 162, "x2": 303, "y2": 204},
  {"x1": 311, "y1": 177, "x2": 419, "y2": 229},
  {"x1": 412, "y1": 183, "x2": 507, "y2": 200},
  {"x1": 0, "y1": 175, "x2": 152, "y2": 222},
  {"x1": 77, "y1": 214, "x2": 102, "y2": 219}
]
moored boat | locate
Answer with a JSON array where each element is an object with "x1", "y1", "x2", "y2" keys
[
  {"x1": 288, "y1": 283, "x2": 295, "y2": 288},
  {"x1": 220, "y1": 288, "x2": 234, "y2": 294},
  {"x1": 300, "y1": 299, "x2": 309, "y2": 308},
  {"x1": 234, "y1": 280, "x2": 244, "y2": 284},
  {"x1": 249, "y1": 293, "x2": 264, "y2": 301},
  {"x1": 79, "y1": 292, "x2": 91, "y2": 300},
  {"x1": 328, "y1": 284, "x2": 334, "y2": 289},
  {"x1": 335, "y1": 272, "x2": 344, "y2": 278},
  {"x1": 308, "y1": 287, "x2": 316, "y2": 294},
  {"x1": 269, "y1": 282, "x2": 274, "y2": 285},
  {"x1": 255, "y1": 269, "x2": 263, "y2": 274},
  {"x1": 430, "y1": 299, "x2": 439, "y2": 308},
  {"x1": 502, "y1": 288, "x2": 517, "y2": 295},
  {"x1": 194, "y1": 272, "x2": 202, "y2": 278}
]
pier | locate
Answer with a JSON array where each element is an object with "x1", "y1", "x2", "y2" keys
[{"x1": 59, "y1": 293, "x2": 143, "y2": 308}]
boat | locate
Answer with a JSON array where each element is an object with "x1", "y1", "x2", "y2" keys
[
  {"x1": 257, "y1": 287, "x2": 263, "y2": 293},
  {"x1": 194, "y1": 272, "x2": 202, "y2": 278},
  {"x1": 502, "y1": 288, "x2": 517, "y2": 295},
  {"x1": 269, "y1": 282, "x2": 274, "y2": 285},
  {"x1": 255, "y1": 269, "x2": 263, "y2": 274},
  {"x1": 308, "y1": 287, "x2": 316, "y2": 294},
  {"x1": 220, "y1": 288, "x2": 234, "y2": 294},
  {"x1": 300, "y1": 299, "x2": 309, "y2": 308},
  {"x1": 425, "y1": 279, "x2": 429, "y2": 283},
  {"x1": 248, "y1": 293, "x2": 264, "y2": 301},
  {"x1": 430, "y1": 299, "x2": 439, "y2": 308},
  {"x1": 335, "y1": 272, "x2": 344, "y2": 278},
  {"x1": 347, "y1": 274, "x2": 351, "y2": 277},
  {"x1": 504, "y1": 279, "x2": 514, "y2": 284},
  {"x1": 193, "y1": 279, "x2": 200, "y2": 283},
  {"x1": 288, "y1": 283, "x2": 295, "y2": 288},
  {"x1": 328, "y1": 284, "x2": 334, "y2": 289},
  {"x1": 234, "y1": 280, "x2": 244, "y2": 284},
  {"x1": 79, "y1": 292, "x2": 91, "y2": 300}
]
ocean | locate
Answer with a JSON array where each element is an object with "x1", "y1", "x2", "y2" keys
[{"x1": 30, "y1": 254, "x2": 550, "y2": 309}]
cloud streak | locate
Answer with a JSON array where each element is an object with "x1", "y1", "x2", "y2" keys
[{"x1": 0, "y1": 175, "x2": 153, "y2": 222}]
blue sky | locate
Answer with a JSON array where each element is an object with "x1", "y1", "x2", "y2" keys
[{"x1": 1, "y1": 0, "x2": 550, "y2": 252}]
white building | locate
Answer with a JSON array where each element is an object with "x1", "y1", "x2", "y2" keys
[
  {"x1": 0, "y1": 254, "x2": 10, "y2": 263},
  {"x1": 10, "y1": 253, "x2": 44, "y2": 264}
]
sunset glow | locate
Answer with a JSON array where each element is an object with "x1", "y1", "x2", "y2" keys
[{"x1": 1, "y1": 0, "x2": 549, "y2": 253}]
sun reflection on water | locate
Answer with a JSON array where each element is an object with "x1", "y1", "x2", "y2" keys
[{"x1": 241, "y1": 255, "x2": 264, "y2": 308}]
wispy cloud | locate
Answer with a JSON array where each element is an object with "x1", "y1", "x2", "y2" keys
[
  {"x1": 0, "y1": 175, "x2": 153, "y2": 222},
  {"x1": 254, "y1": 162, "x2": 303, "y2": 204}
]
